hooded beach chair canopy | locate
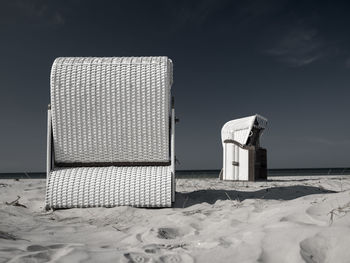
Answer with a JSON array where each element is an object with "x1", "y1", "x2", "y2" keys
[
  {"x1": 221, "y1": 114, "x2": 267, "y2": 146},
  {"x1": 46, "y1": 57, "x2": 175, "y2": 209}
]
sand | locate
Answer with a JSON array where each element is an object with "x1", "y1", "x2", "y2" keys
[{"x1": 1, "y1": 175, "x2": 350, "y2": 262}]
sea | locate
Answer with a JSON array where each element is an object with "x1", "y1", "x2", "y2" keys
[{"x1": 0, "y1": 168, "x2": 349, "y2": 179}]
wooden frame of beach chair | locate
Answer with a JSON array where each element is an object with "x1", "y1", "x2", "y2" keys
[{"x1": 45, "y1": 57, "x2": 175, "y2": 209}]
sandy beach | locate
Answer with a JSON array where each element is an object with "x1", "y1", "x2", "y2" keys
[{"x1": 1, "y1": 175, "x2": 350, "y2": 262}]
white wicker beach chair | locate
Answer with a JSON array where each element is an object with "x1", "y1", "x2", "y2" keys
[
  {"x1": 46, "y1": 57, "x2": 175, "y2": 209},
  {"x1": 221, "y1": 114, "x2": 267, "y2": 181}
]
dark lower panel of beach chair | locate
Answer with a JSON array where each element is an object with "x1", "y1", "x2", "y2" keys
[{"x1": 248, "y1": 147, "x2": 267, "y2": 181}]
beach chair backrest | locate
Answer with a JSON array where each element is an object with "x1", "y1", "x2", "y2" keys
[{"x1": 50, "y1": 57, "x2": 173, "y2": 165}]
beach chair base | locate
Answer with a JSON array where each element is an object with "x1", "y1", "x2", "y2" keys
[{"x1": 45, "y1": 166, "x2": 172, "y2": 209}]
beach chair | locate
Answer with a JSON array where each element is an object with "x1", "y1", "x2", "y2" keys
[
  {"x1": 220, "y1": 114, "x2": 267, "y2": 181},
  {"x1": 46, "y1": 57, "x2": 175, "y2": 209}
]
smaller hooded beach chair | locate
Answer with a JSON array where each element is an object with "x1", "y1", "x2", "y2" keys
[
  {"x1": 46, "y1": 57, "x2": 175, "y2": 209},
  {"x1": 221, "y1": 114, "x2": 267, "y2": 181}
]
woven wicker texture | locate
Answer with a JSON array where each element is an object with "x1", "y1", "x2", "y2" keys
[
  {"x1": 46, "y1": 166, "x2": 172, "y2": 208},
  {"x1": 50, "y1": 57, "x2": 172, "y2": 163}
]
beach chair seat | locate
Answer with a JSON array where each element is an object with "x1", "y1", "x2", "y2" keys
[
  {"x1": 47, "y1": 166, "x2": 171, "y2": 208},
  {"x1": 46, "y1": 57, "x2": 175, "y2": 209}
]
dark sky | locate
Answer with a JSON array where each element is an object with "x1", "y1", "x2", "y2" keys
[{"x1": 0, "y1": 0, "x2": 350, "y2": 172}]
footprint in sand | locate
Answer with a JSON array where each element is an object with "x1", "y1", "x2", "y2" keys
[
  {"x1": 159, "y1": 254, "x2": 194, "y2": 263},
  {"x1": 27, "y1": 244, "x2": 66, "y2": 251},
  {"x1": 299, "y1": 231, "x2": 350, "y2": 263},
  {"x1": 157, "y1": 228, "x2": 179, "y2": 240},
  {"x1": 136, "y1": 233, "x2": 143, "y2": 242},
  {"x1": 143, "y1": 243, "x2": 164, "y2": 254},
  {"x1": 47, "y1": 244, "x2": 66, "y2": 249},
  {"x1": 27, "y1": 245, "x2": 49, "y2": 251},
  {"x1": 139, "y1": 227, "x2": 192, "y2": 244},
  {"x1": 18, "y1": 252, "x2": 51, "y2": 263},
  {"x1": 123, "y1": 252, "x2": 151, "y2": 263}
]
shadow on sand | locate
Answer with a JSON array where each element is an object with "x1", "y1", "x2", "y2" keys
[
  {"x1": 174, "y1": 185, "x2": 337, "y2": 208},
  {"x1": 267, "y1": 177, "x2": 343, "y2": 183}
]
